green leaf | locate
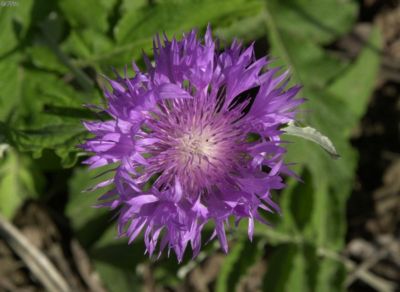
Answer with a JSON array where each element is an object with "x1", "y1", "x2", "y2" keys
[
  {"x1": 5, "y1": 69, "x2": 100, "y2": 167},
  {"x1": 216, "y1": 237, "x2": 264, "y2": 292},
  {"x1": 264, "y1": 0, "x2": 357, "y2": 45},
  {"x1": 120, "y1": 0, "x2": 147, "y2": 11},
  {"x1": 214, "y1": 12, "x2": 266, "y2": 43},
  {"x1": 0, "y1": 0, "x2": 34, "y2": 56},
  {"x1": 58, "y1": 0, "x2": 111, "y2": 33},
  {"x1": 0, "y1": 55, "x2": 22, "y2": 121},
  {"x1": 89, "y1": 227, "x2": 146, "y2": 292},
  {"x1": 9, "y1": 123, "x2": 88, "y2": 167},
  {"x1": 115, "y1": 0, "x2": 262, "y2": 44},
  {"x1": 38, "y1": 14, "x2": 94, "y2": 92},
  {"x1": 285, "y1": 247, "x2": 309, "y2": 292},
  {"x1": 262, "y1": 243, "x2": 345, "y2": 292},
  {"x1": 328, "y1": 26, "x2": 382, "y2": 127},
  {"x1": 264, "y1": 0, "x2": 381, "y2": 249},
  {"x1": 262, "y1": 244, "x2": 298, "y2": 292},
  {"x1": 315, "y1": 257, "x2": 346, "y2": 292},
  {"x1": 263, "y1": 0, "x2": 357, "y2": 88},
  {"x1": 66, "y1": 166, "x2": 115, "y2": 248},
  {"x1": 72, "y1": 0, "x2": 263, "y2": 68},
  {"x1": 0, "y1": 148, "x2": 37, "y2": 219},
  {"x1": 67, "y1": 165, "x2": 146, "y2": 291},
  {"x1": 27, "y1": 46, "x2": 69, "y2": 74},
  {"x1": 63, "y1": 29, "x2": 114, "y2": 60},
  {"x1": 288, "y1": 169, "x2": 315, "y2": 231},
  {"x1": 260, "y1": 2, "x2": 382, "y2": 289}
]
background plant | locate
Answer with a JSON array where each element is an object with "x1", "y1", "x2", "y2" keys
[{"x1": 0, "y1": 0, "x2": 386, "y2": 291}]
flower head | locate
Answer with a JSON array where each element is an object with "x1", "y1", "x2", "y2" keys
[{"x1": 81, "y1": 26, "x2": 304, "y2": 261}]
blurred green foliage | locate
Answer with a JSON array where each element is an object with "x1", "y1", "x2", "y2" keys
[{"x1": 0, "y1": 0, "x2": 381, "y2": 291}]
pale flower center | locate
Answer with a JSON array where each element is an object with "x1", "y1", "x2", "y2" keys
[
  {"x1": 177, "y1": 130, "x2": 218, "y2": 170},
  {"x1": 180, "y1": 133, "x2": 213, "y2": 156},
  {"x1": 142, "y1": 99, "x2": 247, "y2": 192}
]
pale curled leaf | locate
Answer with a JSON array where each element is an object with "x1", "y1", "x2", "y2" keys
[{"x1": 282, "y1": 121, "x2": 340, "y2": 159}]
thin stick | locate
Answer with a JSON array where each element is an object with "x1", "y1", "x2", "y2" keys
[
  {"x1": 0, "y1": 214, "x2": 72, "y2": 292},
  {"x1": 319, "y1": 248, "x2": 396, "y2": 292},
  {"x1": 345, "y1": 248, "x2": 388, "y2": 286},
  {"x1": 252, "y1": 227, "x2": 397, "y2": 291}
]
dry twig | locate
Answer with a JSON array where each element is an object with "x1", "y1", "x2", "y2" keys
[{"x1": 0, "y1": 214, "x2": 72, "y2": 292}]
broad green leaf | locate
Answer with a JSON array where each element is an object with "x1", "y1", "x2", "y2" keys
[
  {"x1": 72, "y1": 0, "x2": 263, "y2": 68},
  {"x1": 328, "y1": 26, "x2": 382, "y2": 127},
  {"x1": 120, "y1": 0, "x2": 147, "y2": 11},
  {"x1": 89, "y1": 227, "x2": 146, "y2": 292},
  {"x1": 27, "y1": 46, "x2": 68, "y2": 74},
  {"x1": 262, "y1": 244, "x2": 298, "y2": 292},
  {"x1": 66, "y1": 166, "x2": 115, "y2": 248},
  {"x1": 215, "y1": 240, "x2": 245, "y2": 292},
  {"x1": 62, "y1": 29, "x2": 115, "y2": 74},
  {"x1": 70, "y1": 166, "x2": 146, "y2": 291},
  {"x1": 63, "y1": 29, "x2": 114, "y2": 60},
  {"x1": 115, "y1": 0, "x2": 263, "y2": 44},
  {"x1": 216, "y1": 237, "x2": 264, "y2": 292},
  {"x1": 285, "y1": 247, "x2": 308, "y2": 292},
  {"x1": 152, "y1": 258, "x2": 182, "y2": 287},
  {"x1": 0, "y1": 148, "x2": 37, "y2": 219},
  {"x1": 92, "y1": 261, "x2": 141, "y2": 292},
  {"x1": 267, "y1": 30, "x2": 348, "y2": 88},
  {"x1": 38, "y1": 14, "x2": 94, "y2": 92},
  {"x1": 282, "y1": 120, "x2": 355, "y2": 248},
  {"x1": 263, "y1": 243, "x2": 345, "y2": 292},
  {"x1": 264, "y1": 0, "x2": 357, "y2": 45},
  {"x1": 57, "y1": 0, "x2": 111, "y2": 33},
  {"x1": 316, "y1": 257, "x2": 346, "y2": 292},
  {"x1": 0, "y1": 0, "x2": 33, "y2": 55},
  {"x1": 303, "y1": 244, "x2": 319, "y2": 292},
  {"x1": 260, "y1": 1, "x2": 382, "y2": 289},
  {"x1": 263, "y1": 0, "x2": 356, "y2": 88},
  {"x1": 3, "y1": 69, "x2": 99, "y2": 167},
  {"x1": 288, "y1": 169, "x2": 315, "y2": 231},
  {"x1": 8, "y1": 124, "x2": 87, "y2": 167},
  {"x1": 264, "y1": 0, "x2": 381, "y2": 250},
  {"x1": 297, "y1": 247, "x2": 344, "y2": 292},
  {"x1": 0, "y1": 55, "x2": 22, "y2": 121},
  {"x1": 214, "y1": 13, "x2": 266, "y2": 43}
]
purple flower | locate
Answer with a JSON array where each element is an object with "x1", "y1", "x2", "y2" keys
[{"x1": 81, "y1": 26, "x2": 304, "y2": 261}]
